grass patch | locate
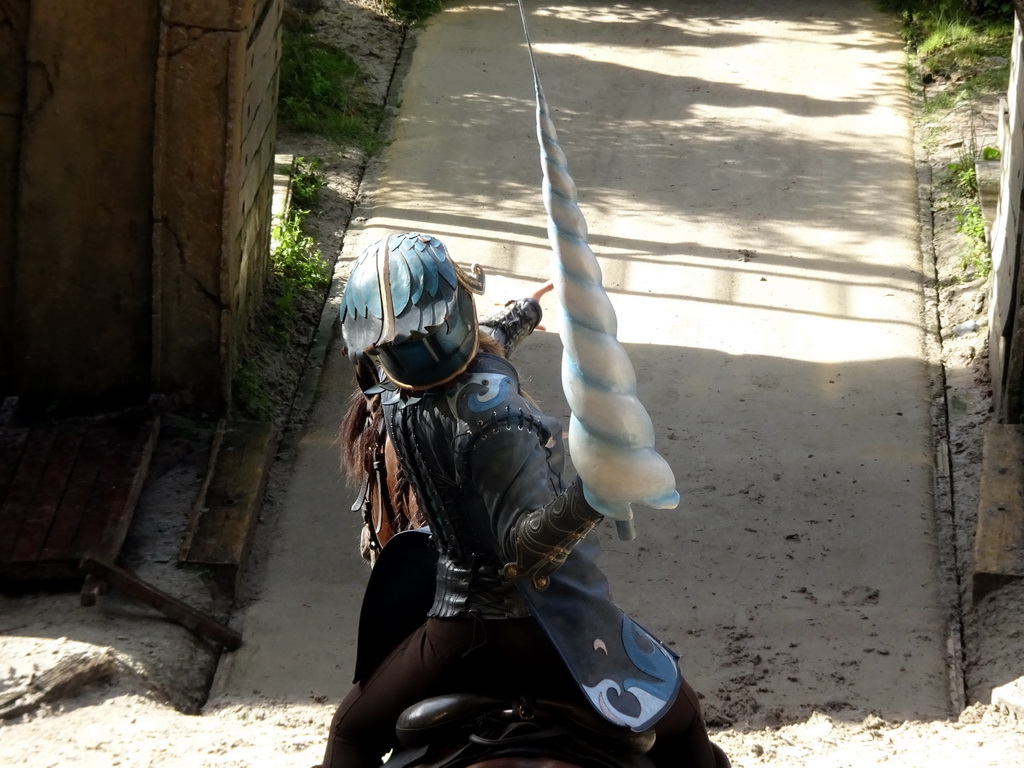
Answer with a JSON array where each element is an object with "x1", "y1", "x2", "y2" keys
[
  {"x1": 880, "y1": 0, "x2": 1012, "y2": 121},
  {"x1": 942, "y1": 144, "x2": 993, "y2": 280},
  {"x1": 956, "y1": 202, "x2": 993, "y2": 279},
  {"x1": 374, "y1": 0, "x2": 445, "y2": 23},
  {"x1": 233, "y1": 158, "x2": 331, "y2": 420},
  {"x1": 234, "y1": 360, "x2": 274, "y2": 420},
  {"x1": 290, "y1": 156, "x2": 327, "y2": 212},
  {"x1": 278, "y1": 19, "x2": 386, "y2": 153},
  {"x1": 269, "y1": 158, "x2": 332, "y2": 331},
  {"x1": 947, "y1": 145, "x2": 980, "y2": 197},
  {"x1": 882, "y1": 1, "x2": 1008, "y2": 282}
]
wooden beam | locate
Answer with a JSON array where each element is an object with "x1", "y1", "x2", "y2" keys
[
  {"x1": 973, "y1": 422, "x2": 1024, "y2": 601},
  {"x1": 0, "y1": 650, "x2": 117, "y2": 720},
  {"x1": 80, "y1": 554, "x2": 242, "y2": 650},
  {"x1": 180, "y1": 420, "x2": 277, "y2": 597},
  {"x1": 0, "y1": 396, "x2": 19, "y2": 429}
]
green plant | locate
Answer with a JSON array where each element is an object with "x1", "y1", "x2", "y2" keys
[
  {"x1": 941, "y1": 141, "x2": 994, "y2": 281},
  {"x1": 946, "y1": 146, "x2": 979, "y2": 196},
  {"x1": 880, "y1": 0, "x2": 1013, "y2": 106},
  {"x1": 291, "y1": 156, "x2": 327, "y2": 210},
  {"x1": 956, "y1": 202, "x2": 993, "y2": 278},
  {"x1": 879, "y1": 0, "x2": 1011, "y2": 20},
  {"x1": 272, "y1": 209, "x2": 330, "y2": 294},
  {"x1": 966, "y1": 0, "x2": 1013, "y2": 18},
  {"x1": 278, "y1": 24, "x2": 386, "y2": 152},
  {"x1": 374, "y1": 0, "x2": 445, "y2": 23},
  {"x1": 233, "y1": 359, "x2": 273, "y2": 419},
  {"x1": 982, "y1": 145, "x2": 1002, "y2": 161},
  {"x1": 234, "y1": 169, "x2": 332, "y2": 419}
]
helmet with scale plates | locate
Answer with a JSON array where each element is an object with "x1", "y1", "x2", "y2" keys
[{"x1": 340, "y1": 233, "x2": 486, "y2": 390}]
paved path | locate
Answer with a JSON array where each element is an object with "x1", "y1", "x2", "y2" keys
[{"x1": 215, "y1": 0, "x2": 953, "y2": 727}]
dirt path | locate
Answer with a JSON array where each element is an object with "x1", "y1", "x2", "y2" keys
[
  {"x1": 2, "y1": 2, "x2": 1023, "y2": 767},
  {"x1": 228, "y1": 0, "x2": 950, "y2": 721}
]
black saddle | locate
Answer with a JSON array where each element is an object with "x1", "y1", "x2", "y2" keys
[{"x1": 392, "y1": 693, "x2": 656, "y2": 768}]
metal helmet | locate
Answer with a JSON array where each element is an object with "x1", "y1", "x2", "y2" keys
[{"x1": 340, "y1": 233, "x2": 486, "y2": 390}]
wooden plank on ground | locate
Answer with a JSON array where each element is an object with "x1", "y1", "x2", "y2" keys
[
  {"x1": 80, "y1": 555, "x2": 242, "y2": 650},
  {"x1": 973, "y1": 422, "x2": 1024, "y2": 601},
  {"x1": 0, "y1": 426, "x2": 28, "y2": 505},
  {"x1": 67, "y1": 422, "x2": 129, "y2": 556},
  {"x1": 38, "y1": 423, "x2": 113, "y2": 561},
  {"x1": 0, "y1": 397, "x2": 19, "y2": 429},
  {"x1": 0, "y1": 427, "x2": 57, "y2": 561},
  {"x1": 180, "y1": 420, "x2": 276, "y2": 597},
  {"x1": 0, "y1": 650, "x2": 118, "y2": 720},
  {"x1": 179, "y1": 419, "x2": 226, "y2": 560},
  {"x1": 90, "y1": 414, "x2": 159, "y2": 561},
  {"x1": 76, "y1": 414, "x2": 159, "y2": 603},
  {"x1": 0, "y1": 406, "x2": 159, "y2": 585},
  {"x1": 70, "y1": 415, "x2": 157, "y2": 559},
  {"x1": 7, "y1": 425, "x2": 86, "y2": 563}
]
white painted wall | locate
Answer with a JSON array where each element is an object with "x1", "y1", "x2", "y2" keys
[{"x1": 988, "y1": 15, "x2": 1024, "y2": 399}]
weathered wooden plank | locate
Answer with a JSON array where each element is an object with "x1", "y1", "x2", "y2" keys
[
  {"x1": 0, "y1": 396, "x2": 26, "y2": 502},
  {"x1": 76, "y1": 412, "x2": 157, "y2": 602},
  {"x1": 75, "y1": 415, "x2": 159, "y2": 562},
  {"x1": 0, "y1": 396, "x2": 19, "y2": 429},
  {"x1": 7, "y1": 424, "x2": 86, "y2": 563},
  {"x1": 93, "y1": 414, "x2": 159, "y2": 560},
  {"x1": 179, "y1": 419, "x2": 226, "y2": 560},
  {"x1": 184, "y1": 421, "x2": 275, "y2": 563},
  {"x1": 69, "y1": 423, "x2": 133, "y2": 556},
  {"x1": 0, "y1": 427, "x2": 57, "y2": 561},
  {"x1": 973, "y1": 422, "x2": 1024, "y2": 601},
  {"x1": 38, "y1": 423, "x2": 113, "y2": 561},
  {"x1": 180, "y1": 420, "x2": 276, "y2": 596},
  {"x1": 0, "y1": 426, "x2": 28, "y2": 503},
  {"x1": 80, "y1": 555, "x2": 242, "y2": 650},
  {"x1": 0, "y1": 649, "x2": 117, "y2": 720}
]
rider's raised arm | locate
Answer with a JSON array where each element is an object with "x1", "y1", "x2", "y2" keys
[
  {"x1": 480, "y1": 297, "x2": 543, "y2": 359},
  {"x1": 479, "y1": 280, "x2": 552, "y2": 358},
  {"x1": 454, "y1": 358, "x2": 603, "y2": 590}
]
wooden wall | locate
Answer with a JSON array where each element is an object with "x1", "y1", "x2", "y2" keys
[
  {"x1": 0, "y1": 1, "x2": 28, "y2": 398},
  {"x1": 0, "y1": 0, "x2": 282, "y2": 414}
]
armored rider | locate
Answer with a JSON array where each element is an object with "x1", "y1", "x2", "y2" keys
[{"x1": 321, "y1": 232, "x2": 728, "y2": 768}]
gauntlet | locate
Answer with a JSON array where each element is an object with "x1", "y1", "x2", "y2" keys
[
  {"x1": 501, "y1": 478, "x2": 603, "y2": 590},
  {"x1": 482, "y1": 297, "x2": 543, "y2": 358}
]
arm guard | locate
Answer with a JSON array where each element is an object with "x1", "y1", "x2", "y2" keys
[
  {"x1": 481, "y1": 297, "x2": 543, "y2": 358},
  {"x1": 501, "y1": 478, "x2": 603, "y2": 590}
]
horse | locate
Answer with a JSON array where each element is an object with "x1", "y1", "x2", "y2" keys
[{"x1": 341, "y1": 385, "x2": 424, "y2": 564}]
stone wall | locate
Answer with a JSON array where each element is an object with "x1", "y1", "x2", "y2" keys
[
  {"x1": 153, "y1": 0, "x2": 282, "y2": 411},
  {"x1": 0, "y1": 0, "x2": 282, "y2": 414}
]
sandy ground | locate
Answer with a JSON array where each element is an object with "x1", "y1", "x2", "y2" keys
[{"x1": 2, "y1": 1, "x2": 1024, "y2": 766}]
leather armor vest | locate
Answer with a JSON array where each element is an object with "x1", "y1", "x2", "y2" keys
[{"x1": 382, "y1": 353, "x2": 556, "y2": 619}]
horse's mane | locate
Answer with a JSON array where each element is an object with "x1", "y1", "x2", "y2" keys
[{"x1": 341, "y1": 331, "x2": 506, "y2": 561}]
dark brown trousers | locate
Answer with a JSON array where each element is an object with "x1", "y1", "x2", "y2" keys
[{"x1": 322, "y1": 617, "x2": 716, "y2": 768}]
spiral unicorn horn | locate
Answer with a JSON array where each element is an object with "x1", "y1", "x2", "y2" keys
[{"x1": 516, "y1": 3, "x2": 680, "y2": 541}]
